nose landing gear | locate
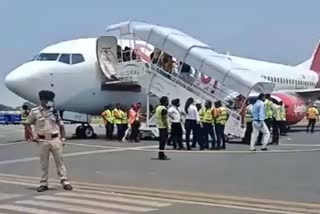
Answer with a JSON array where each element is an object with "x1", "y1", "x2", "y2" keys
[{"x1": 75, "y1": 124, "x2": 96, "y2": 139}]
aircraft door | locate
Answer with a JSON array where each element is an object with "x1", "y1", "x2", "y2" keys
[{"x1": 96, "y1": 36, "x2": 118, "y2": 79}]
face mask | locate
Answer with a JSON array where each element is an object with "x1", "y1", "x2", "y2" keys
[{"x1": 47, "y1": 101, "x2": 54, "y2": 108}]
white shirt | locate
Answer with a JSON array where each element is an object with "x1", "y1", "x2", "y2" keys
[
  {"x1": 186, "y1": 104, "x2": 200, "y2": 121},
  {"x1": 168, "y1": 106, "x2": 181, "y2": 123}
]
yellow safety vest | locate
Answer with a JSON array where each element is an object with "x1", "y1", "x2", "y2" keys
[
  {"x1": 102, "y1": 110, "x2": 114, "y2": 124},
  {"x1": 216, "y1": 107, "x2": 228, "y2": 125},
  {"x1": 265, "y1": 100, "x2": 273, "y2": 119},
  {"x1": 307, "y1": 107, "x2": 318, "y2": 119},
  {"x1": 245, "y1": 106, "x2": 253, "y2": 123},
  {"x1": 155, "y1": 105, "x2": 167, "y2": 129},
  {"x1": 21, "y1": 110, "x2": 29, "y2": 124},
  {"x1": 113, "y1": 108, "x2": 122, "y2": 125},
  {"x1": 121, "y1": 110, "x2": 128, "y2": 124},
  {"x1": 280, "y1": 106, "x2": 286, "y2": 121},
  {"x1": 199, "y1": 107, "x2": 214, "y2": 123}
]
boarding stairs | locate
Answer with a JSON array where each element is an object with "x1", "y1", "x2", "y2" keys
[{"x1": 101, "y1": 21, "x2": 275, "y2": 138}]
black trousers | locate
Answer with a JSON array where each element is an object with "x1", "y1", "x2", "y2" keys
[
  {"x1": 105, "y1": 123, "x2": 114, "y2": 140},
  {"x1": 280, "y1": 121, "x2": 287, "y2": 135},
  {"x1": 215, "y1": 124, "x2": 226, "y2": 149},
  {"x1": 116, "y1": 124, "x2": 125, "y2": 141},
  {"x1": 307, "y1": 119, "x2": 316, "y2": 133},
  {"x1": 202, "y1": 123, "x2": 216, "y2": 149},
  {"x1": 272, "y1": 120, "x2": 280, "y2": 144},
  {"x1": 170, "y1": 123, "x2": 183, "y2": 149},
  {"x1": 185, "y1": 119, "x2": 199, "y2": 150},
  {"x1": 159, "y1": 128, "x2": 168, "y2": 158},
  {"x1": 243, "y1": 122, "x2": 252, "y2": 144},
  {"x1": 130, "y1": 121, "x2": 140, "y2": 141}
]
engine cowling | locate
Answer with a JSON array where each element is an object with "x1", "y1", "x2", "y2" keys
[{"x1": 272, "y1": 93, "x2": 307, "y2": 125}]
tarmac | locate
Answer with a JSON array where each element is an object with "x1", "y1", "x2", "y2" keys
[{"x1": 0, "y1": 123, "x2": 319, "y2": 213}]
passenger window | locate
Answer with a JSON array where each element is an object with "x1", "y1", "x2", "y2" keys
[
  {"x1": 71, "y1": 54, "x2": 85, "y2": 64},
  {"x1": 36, "y1": 53, "x2": 60, "y2": 61},
  {"x1": 270, "y1": 77, "x2": 274, "y2": 82},
  {"x1": 277, "y1": 78, "x2": 280, "y2": 83},
  {"x1": 286, "y1": 79, "x2": 288, "y2": 84},
  {"x1": 267, "y1": 76, "x2": 271, "y2": 81},
  {"x1": 58, "y1": 54, "x2": 71, "y2": 64}
]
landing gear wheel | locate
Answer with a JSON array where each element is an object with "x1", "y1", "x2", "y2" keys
[
  {"x1": 84, "y1": 126, "x2": 95, "y2": 139},
  {"x1": 76, "y1": 126, "x2": 85, "y2": 138}
]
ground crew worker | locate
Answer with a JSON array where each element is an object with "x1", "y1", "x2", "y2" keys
[
  {"x1": 121, "y1": 106, "x2": 128, "y2": 141},
  {"x1": 168, "y1": 99, "x2": 184, "y2": 150},
  {"x1": 214, "y1": 101, "x2": 228, "y2": 150},
  {"x1": 279, "y1": 102, "x2": 287, "y2": 136},
  {"x1": 155, "y1": 96, "x2": 170, "y2": 160},
  {"x1": 113, "y1": 103, "x2": 123, "y2": 141},
  {"x1": 21, "y1": 104, "x2": 33, "y2": 141},
  {"x1": 128, "y1": 103, "x2": 141, "y2": 142},
  {"x1": 306, "y1": 104, "x2": 319, "y2": 133},
  {"x1": 250, "y1": 93, "x2": 270, "y2": 151},
  {"x1": 243, "y1": 99, "x2": 254, "y2": 145},
  {"x1": 25, "y1": 90, "x2": 73, "y2": 192},
  {"x1": 199, "y1": 100, "x2": 216, "y2": 150},
  {"x1": 264, "y1": 94, "x2": 274, "y2": 129},
  {"x1": 101, "y1": 105, "x2": 114, "y2": 140},
  {"x1": 272, "y1": 101, "x2": 281, "y2": 144}
]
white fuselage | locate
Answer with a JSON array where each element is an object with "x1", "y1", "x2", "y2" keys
[{"x1": 4, "y1": 37, "x2": 319, "y2": 115}]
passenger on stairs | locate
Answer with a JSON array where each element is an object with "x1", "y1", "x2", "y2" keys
[
  {"x1": 150, "y1": 48, "x2": 161, "y2": 64},
  {"x1": 161, "y1": 53, "x2": 174, "y2": 78}
]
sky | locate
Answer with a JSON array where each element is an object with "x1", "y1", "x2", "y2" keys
[{"x1": 1, "y1": 0, "x2": 320, "y2": 106}]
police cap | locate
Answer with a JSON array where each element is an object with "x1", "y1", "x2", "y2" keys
[{"x1": 39, "y1": 90, "x2": 55, "y2": 101}]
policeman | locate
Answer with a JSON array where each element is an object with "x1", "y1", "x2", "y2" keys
[
  {"x1": 101, "y1": 105, "x2": 114, "y2": 140},
  {"x1": 214, "y1": 101, "x2": 228, "y2": 150},
  {"x1": 25, "y1": 90, "x2": 72, "y2": 192},
  {"x1": 306, "y1": 104, "x2": 319, "y2": 133},
  {"x1": 155, "y1": 96, "x2": 170, "y2": 160},
  {"x1": 199, "y1": 100, "x2": 216, "y2": 150},
  {"x1": 21, "y1": 104, "x2": 33, "y2": 141},
  {"x1": 243, "y1": 99, "x2": 254, "y2": 145},
  {"x1": 192, "y1": 100, "x2": 203, "y2": 149}
]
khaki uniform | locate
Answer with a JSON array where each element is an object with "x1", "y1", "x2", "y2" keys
[{"x1": 27, "y1": 106, "x2": 69, "y2": 187}]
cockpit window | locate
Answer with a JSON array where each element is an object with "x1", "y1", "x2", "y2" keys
[
  {"x1": 58, "y1": 54, "x2": 71, "y2": 64},
  {"x1": 36, "y1": 53, "x2": 60, "y2": 61},
  {"x1": 71, "y1": 54, "x2": 85, "y2": 64}
]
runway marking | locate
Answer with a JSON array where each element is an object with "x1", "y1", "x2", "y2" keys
[
  {"x1": 0, "y1": 204, "x2": 65, "y2": 214},
  {"x1": 0, "y1": 141, "x2": 25, "y2": 147},
  {"x1": 0, "y1": 145, "x2": 158, "y2": 165},
  {"x1": 0, "y1": 193, "x2": 23, "y2": 201},
  {"x1": 16, "y1": 200, "x2": 127, "y2": 214},
  {"x1": 34, "y1": 195, "x2": 158, "y2": 212},
  {"x1": 0, "y1": 174, "x2": 318, "y2": 214},
  {"x1": 56, "y1": 191, "x2": 171, "y2": 207},
  {"x1": 280, "y1": 143, "x2": 320, "y2": 147}
]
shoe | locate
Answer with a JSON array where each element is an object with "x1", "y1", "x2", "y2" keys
[
  {"x1": 159, "y1": 155, "x2": 170, "y2": 160},
  {"x1": 250, "y1": 148, "x2": 256, "y2": 151},
  {"x1": 37, "y1": 185, "x2": 48, "y2": 192},
  {"x1": 63, "y1": 184, "x2": 73, "y2": 191},
  {"x1": 261, "y1": 148, "x2": 268, "y2": 151}
]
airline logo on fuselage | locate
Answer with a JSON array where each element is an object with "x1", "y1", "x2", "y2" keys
[{"x1": 293, "y1": 103, "x2": 306, "y2": 115}]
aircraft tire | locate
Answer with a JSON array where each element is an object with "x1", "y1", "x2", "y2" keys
[{"x1": 84, "y1": 126, "x2": 95, "y2": 139}]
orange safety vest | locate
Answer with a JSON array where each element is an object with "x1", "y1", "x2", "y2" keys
[{"x1": 128, "y1": 108, "x2": 140, "y2": 125}]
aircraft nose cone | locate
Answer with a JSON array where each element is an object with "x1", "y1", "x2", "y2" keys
[{"x1": 5, "y1": 70, "x2": 22, "y2": 92}]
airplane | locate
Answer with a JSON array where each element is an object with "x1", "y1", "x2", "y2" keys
[{"x1": 4, "y1": 35, "x2": 320, "y2": 138}]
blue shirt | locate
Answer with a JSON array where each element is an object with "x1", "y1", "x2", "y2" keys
[{"x1": 252, "y1": 100, "x2": 265, "y2": 121}]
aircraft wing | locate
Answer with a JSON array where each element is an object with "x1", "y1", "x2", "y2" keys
[{"x1": 294, "y1": 88, "x2": 320, "y2": 97}]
